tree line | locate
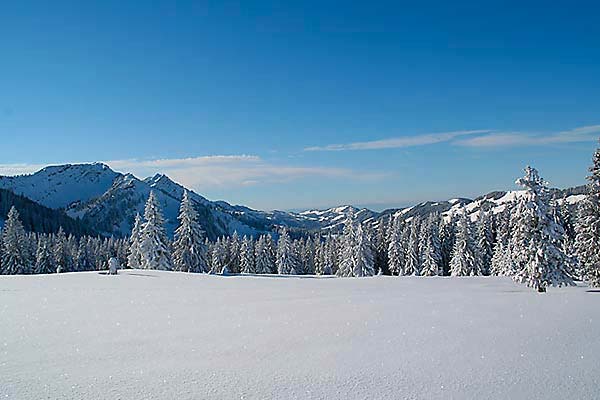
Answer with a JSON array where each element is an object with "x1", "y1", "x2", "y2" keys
[{"x1": 2, "y1": 142, "x2": 600, "y2": 292}]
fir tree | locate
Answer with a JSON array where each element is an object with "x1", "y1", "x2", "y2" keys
[
  {"x1": 1, "y1": 207, "x2": 31, "y2": 275},
  {"x1": 404, "y1": 218, "x2": 421, "y2": 276},
  {"x1": 475, "y1": 211, "x2": 493, "y2": 275},
  {"x1": 420, "y1": 213, "x2": 442, "y2": 276},
  {"x1": 127, "y1": 214, "x2": 143, "y2": 269},
  {"x1": 139, "y1": 191, "x2": 173, "y2": 270},
  {"x1": 512, "y1": 166, "x2": 574, "y2": 292},
  {"x1": 240, "y1": 235, "x2": 255, "y2": 273},
  {"x1": 387, "y1": 215, "x2": 404, "y2": 276},
  {"x1": 276, "y1": 228, "x2": 297, "y2": 275},
  {"x1": 172, "y1": 191, "x2": 208, "y2": 273},
  {"x1": 575, "y1": 140, "x2": 600, "y2": 287},
  {"x1": 34, "y1": 236, "x2": 54, "y2": 274},
  {"x1": 449, "y1": 209, "x2": 480, "y2": 276}
]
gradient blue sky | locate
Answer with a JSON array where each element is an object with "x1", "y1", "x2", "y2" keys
[{"x1": 1, "y1": 1, "x2": 599, "y2": 211}]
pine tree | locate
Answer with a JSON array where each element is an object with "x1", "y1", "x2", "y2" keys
[
  {"x1": 240, "y1": 235, "x2": 255, "y2": 273},
  {"x1": 404, "y1": 218, "x2": 421, "y2": 276},
  {"x1": 420, "y1": 213, "x2": 442, "y2": 276},
  {"x1": 127, "y1": 214, "x2": 143, "y2": 269},
  {"x1": 227, "y1": 232, "x2": 241, "y2": 273},
  {"x1": 210, "y1": 238, "x2": 228, "y2": 274},
  {"x1": 276, "y1": 228, "x2": 297, "y2": 275},
  {"x1": 387, "y1": 215, "x2": 405, "y2": 276},
  {"x1": 575, "y1": 140, "x2": 600, "y2": 287},
  {"x1": 139, "y1": 191, "x2": 173, "y2": 270},
  {"x1": 439, "y1": 217, "x2": 456, "y2": 275},
  {"x1": 337, "y1": 214, "x2": 356, "y2": 277},
  {"x1": 53, "y1": 227, "x2": 74, "y2": 273},
  {"x1": 475, "y1": 211, "x2": 493, "y2": 275},
  {"x1": 254, "y1": 235, "x2": 275, "y2": 274},
  {"x1": 512, "y1": 166, "x2": 574, "y2": 292},
  {"x1": 374, "y1": 216, "x2": 391, "y2": 275},
  {"x1": 172, "y1": 191, "x2": 208, "y2": 273},
  {"x1": 1, "y1": 207, "x2": 31, "y2": 274},
  {"x1": 490, "y1": 208, "x2": 513, "y2": 276},
  {"x1": 449, "y1": 209, "x2": 480, "y2": 276},
  {"x1": 352, "y1": 223, "x2": 375, "y2": 277},
  {"x1": 34, "y1": 236, "x2": 54, "y2": 274}
]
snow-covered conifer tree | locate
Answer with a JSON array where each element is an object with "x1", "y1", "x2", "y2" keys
[
  {"x1": 254, "y1": 235, "x2": 273, "y2": 274},
  {"x1": 337, "y1": 214, "x2": 356, "y2": 277},
  {"x1": 127, "y1": 214, "x2": 143, "y2": 269},
  {"x1": 387, "y1": 215, "x2": 404, "y2": 276},
  {"x1": 475, "y1": 211, "x2": 493, "y2": 275},
  {"x1": 575, "y1": 141, "x2": 600, "y2": 287},
  {"x1": 420, "y1": 213, "x2": 442, "y2": 276},
  {"x1": 1, "y1": 207, "x2": 31, "y2": 275},
  {"x1": 512, "y1": 166, "x2": 574, "y2": 292},
  {"x1": 210, "y1": 238, "x2": 228, "y2": 274},
  {"x1": 139, "y1": 191, "x2": 173, "y2": 270},
  {"x1": 227, "y1": 232, "x2": 241, "y2": 273},
  {"x1": 240, "y1": 235, "x2": 255, "y2": 273},
  {"x1": 352, "y1": 222, "x2": 375, "y2": 277},
  {"x1": 276, "y1": 228, "x2": 297, "y2": 275},
  {"x1": 172, "y1": 191, "x2": 208, "y2": 273},
  {"x1": 404, "y1": 218, "x2": 421, "y2": 276},
  {"x1": 33, "y1": 235, "x2": 54, "y2": 274},
  {"x1": 449, "y1": 208, "x2": 480, "y2": 276}
]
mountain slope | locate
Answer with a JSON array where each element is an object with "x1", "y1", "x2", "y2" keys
[{"x1": 0, "y1": 188, "x2": 98, "y2": 236}]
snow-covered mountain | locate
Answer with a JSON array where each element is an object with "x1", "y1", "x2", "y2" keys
[
  {"x1": 0, "y1": 163, "x2": 589, "y2": 238},
  {"x1": 0, "y1": 164, "x2": 275, "y2": 239}
]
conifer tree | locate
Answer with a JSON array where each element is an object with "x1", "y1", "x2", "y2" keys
[
  {"x1": 276, "y1": 228, "x2": 297, "y2": 274},
  {"x1": 34, "y1": 236, "x2": 54, "y2": 274},
  {"x1": 1, "y1": 207, "x2": 31, "y2": 275},
  {"x1": 387, "y1": 215, "x2": 404, "y2": 276},
  {"x1": 449, "y1": 209, "x2": 480, "y2": 276},
  {"x1": 575, "y1": 140, "x2": 600, "y2": 287},
  {"x1": 127, "y1": 214, "x2": 143, "y2": 269},
  {"x1": 512, "y1": 166, "x2": 574, "y2": 292},
  {"x1": 139, "y1": 191, "x2": 173, "y2": 270},
  {"x1": 475, "y1": 211, "x2": 493, "y2": 275},
  {"x1": 240, "y1": 235, "x2": 255, "y2": 273},
  {"x1": 173, "y1": 191, "x2": 208, "y2": 273},
  {"x1": 404, "y1": 218, "x2": 421, "y2": 276},
  {"x1": 420, "y1": 213, "x2": 443, "y2": 276}
]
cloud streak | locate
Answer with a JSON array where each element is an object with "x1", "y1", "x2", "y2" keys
[
  {"x1": 0, "y1": 155, "x2": 384, "y2": 190},
  {"x1": 304, "y1": 130, "x2": 490, "y2": 151},
  {"x1": 456, "y1": 125, "x2": 600, "y2": 147}
]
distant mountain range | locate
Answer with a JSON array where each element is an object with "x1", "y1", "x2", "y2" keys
[{"x1": 0, "y1": 163, "x2": 588, "y2": 238}]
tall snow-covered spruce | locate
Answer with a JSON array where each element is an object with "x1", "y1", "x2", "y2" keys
[
  {"x1": 449, "y1": 208, "x2": 480, "y2": 277},
  {"x1": 127, "y1": 214, "x2": 143, "y2": 269},
  {"x1": 276, "y1": 227, "x2": 297, "y2": 275},
  {"x1": 1, "y1": 207, "x2": 31, "y2": 275},
  {"x1": 512, "y1": 166, "x2": 573, "y2": 292},
  {"x1": 139, "y1": 191, "x2": 173, "y2": 270},
  {"x1": 575, "y1": 140, "x2": 600, "y2": 287},
  {"x1": 172, "y1": 191, "x2": 208, "y2": 273}
]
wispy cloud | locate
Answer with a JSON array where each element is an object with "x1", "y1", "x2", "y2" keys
[
  {"x1": 0, "y1": 155, "x2": 384, "y2": 190},
  {"x1": 456, "y1": 125, "x2": 600, "y2": 147},
  {"x1": 304, "y1": 130, "x2": 490, "y2": 151}
]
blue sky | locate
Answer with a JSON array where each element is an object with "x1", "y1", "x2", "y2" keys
[{"x1": 1, "y1": 1, "x2": 599, "y2": 211}]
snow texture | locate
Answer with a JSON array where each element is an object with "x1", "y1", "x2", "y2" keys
[{"x1": 1, "y1": 271, "x2": 598, "y2": 399}]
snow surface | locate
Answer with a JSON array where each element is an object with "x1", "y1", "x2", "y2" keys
[{"x1": 1, "y1": 272, "x2": 599, "y2": 400}]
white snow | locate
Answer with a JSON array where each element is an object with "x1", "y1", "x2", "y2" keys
[{"x1": 1, "y1": 271, "x2": 598, "y2": 399}]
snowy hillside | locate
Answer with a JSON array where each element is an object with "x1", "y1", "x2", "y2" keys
[
  {"x1": 0, "y1": 163, "x2": 119, "y2": 209},
  {"x1": 1, "y1": 271, "x2": 598, "y2": 400}
]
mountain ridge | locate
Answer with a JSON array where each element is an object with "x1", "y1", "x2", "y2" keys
[{"x1": 0, "y1": 163, "x2": 588, "y2": 238}]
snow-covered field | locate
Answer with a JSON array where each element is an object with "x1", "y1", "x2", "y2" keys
[{"x1": 1, "y1": 271, "x2": 598, "y2": 399}]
